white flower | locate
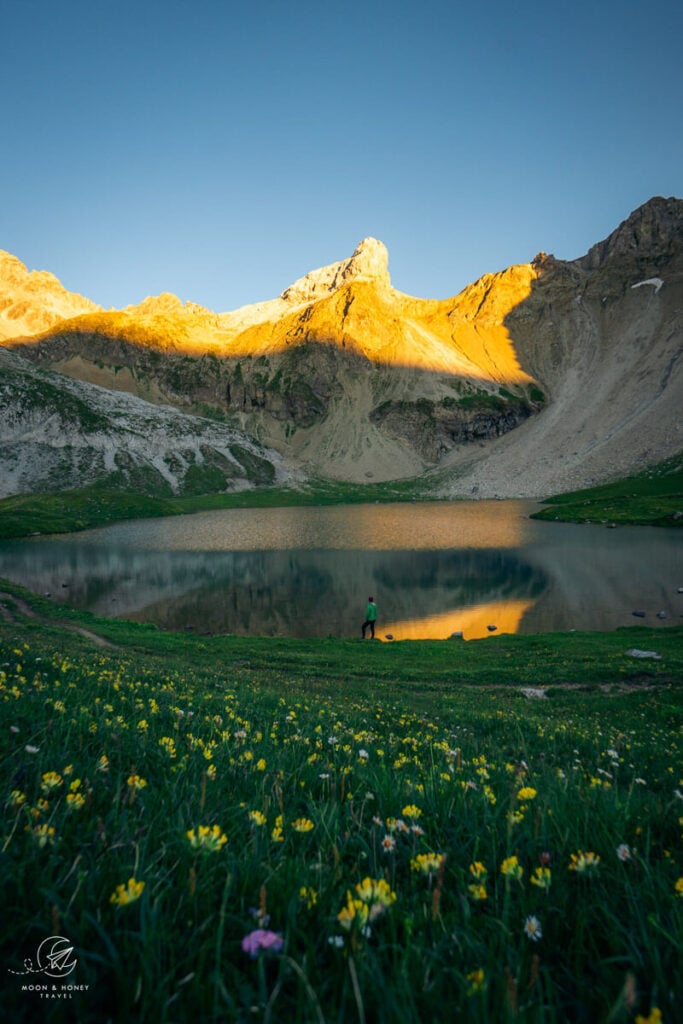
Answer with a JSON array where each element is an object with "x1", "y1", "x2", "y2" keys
[
  {"x1": 328, "y1": 936, "x2": 344, "y2": 949},
  {"x1": 358, "y1": 749, "x2": 369, "y2": 760},
  {"x1": 635, "y1": 778, "x2": 647, "y2": 786},
  {"x1": 524, "y1": 915, "x2": 543, "y2": 942},
  {"x1": 616, "y1": 844, "x2": 631, "y2": 862},
  {"x1": 25, "y1": 745, "x2": 40, "y2": 754}
]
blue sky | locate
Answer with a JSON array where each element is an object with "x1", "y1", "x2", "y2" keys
[{"x1": 1, "y1": 0, "x2": 681, "y2": 311}]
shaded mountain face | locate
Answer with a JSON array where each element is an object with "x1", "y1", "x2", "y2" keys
[
  {"x1": 0, "y1": 349, "x2": 285, "y2": 499},
  {"x1": 2, "y1": 196, "x2": 681, "y2": 494}
]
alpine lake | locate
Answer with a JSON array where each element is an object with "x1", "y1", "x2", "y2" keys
[{"x1": 1, "y1": 500, "x2": 681, "y2": 640}]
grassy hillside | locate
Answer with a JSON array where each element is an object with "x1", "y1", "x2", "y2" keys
[
  {"x1": 1, "y1": 584, "x2": 681, "y2": 1023},
  {"x1": 532, "y1": 454, "x2": 683, "y2": 527}
]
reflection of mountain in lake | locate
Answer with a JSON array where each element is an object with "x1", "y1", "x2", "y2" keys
[
  {"x1": 123, "y1": 549, "x2": 546, "y2": 637},
  {"x1": 0, "y1": 542, "x2": 546, "y2": 637}
]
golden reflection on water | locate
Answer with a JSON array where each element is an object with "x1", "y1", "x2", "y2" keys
[
  {"x1": 381, "y1": 599, "x2": 535, "y2": 641},
  {"x1": 82, "y1": 501, "x2": 532, "y2": 552}
]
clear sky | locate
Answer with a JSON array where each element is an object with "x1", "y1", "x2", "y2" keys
[{"x1": 2, "y1": 0, "x2": 681, "y2": 312}]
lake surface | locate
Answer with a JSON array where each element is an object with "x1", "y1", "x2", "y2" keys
[{"x1": 1, "y1": 502, "x2": 681, "y2": 639}]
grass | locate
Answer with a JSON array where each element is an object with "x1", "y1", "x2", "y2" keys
[
  {"x1": 1, "y1": 584, "x2": 682, "y2": 1023},
  {"x1": 532, "y1": 455, "x2": 683, "y2": 528}
]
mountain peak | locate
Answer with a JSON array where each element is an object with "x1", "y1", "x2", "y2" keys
[
  {"x1": 0, "y1": 249, "x2": 101, "y2": 341},
  {"x1": 349, "y1": 236, "x2": 389, "y2": 278},
  {"x1": 577, "y1": 195, "x2": 683, "y2": 272},
  {"x1": 280, "y1": 237, "x2": 391, "y2": 304}
]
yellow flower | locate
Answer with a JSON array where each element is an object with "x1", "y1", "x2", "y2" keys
[
  {"x1": 137, "y1": 719, "x2": 148, "y2": 733},
  {"x1": 337, "y1": 894, "x2": 369, "y2": 932},
  {"x1": 675, "y1": 877, "x2": 683, "y2": 898},
  {"x1": 110, "y1": 877, "x2": 145, "y2": 907},
  {"x1": 271, "y1": 814, "x2": 285, "y2": 843},
  {"x1": 469, "y1": 861, "x2": 488, "y2": 880},
  {"x1": 9, "y1": 790, "x2": 26, "y2": 809},
  {"x1": 467, "y1": 969, "x2": 485, "y2": 996},
  {"x1": 66, "y1": 791, "x2": 86, "y2": 811},
  {"x1": 355, "y1": 877, "x2": 396, "y2": 911},
  {"x1": 483, "y1": 785, "x2": 497, "y2": 805},
  {"x1": 517, "y1": 787, "x2": 537, "y2": 801},
  {"x1": 410, "y1": 852, "x2": 445, "y2": 876},
  {"x1": 530, "y1": 866, "x2": 552, "y2": 890},
  {"x1": 291, "y1": 817, "x2": 315, "y2": 833},
  {"x1": 401, "y1": 804, "x2": 422, "y2": 819},
  {"x1": 31, "y1": 823, "x2": 56, "y2": 847},
  {"x1": 468, "y1": 883, "x2": 488, "y2": 901},
  {"x1": 299, "y1": 886, "x2": 318, "y2": 909},
  {"x1": 568, "y1": 850, "x2": 601, "y2": 873},
  {"x1": 635, "y1": 1009, "x2": 662, "y2": 1024},
  {"x1": 249, "y1": 810, "x2": 267, "y2": 827},
  {"x1": 206, "y1": 763, "x2": 217, "y2": 781},
  {"x1": 96, "y1": 754, "x2": 109, "y2": 773},
  {"x1": 256, "y1": 758, "x2": 267, "y2": 771},
  {"x1": 500, "y1": 855, "x2": 524, "y2": 880},
  {"x1": 159, "y1": 737, "x2": 177, "y2": 759},
  {"x1": 186, "y1": 824, "x2": 228, "y2": 852},
  {"x1": 127, "y1": 774, "x2": 147, "y2": 791},
  {"x1": 40, "y1": 771, "x2": 64, "y2": 794}
]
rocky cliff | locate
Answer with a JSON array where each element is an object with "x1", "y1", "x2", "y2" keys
[{"x1": 0, "y1": 348, "x2": 285, "y2": 498}]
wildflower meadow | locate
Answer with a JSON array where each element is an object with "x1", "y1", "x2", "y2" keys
[{"x1": 1, "y1": 606, "x2": 682, "y2": 1023}]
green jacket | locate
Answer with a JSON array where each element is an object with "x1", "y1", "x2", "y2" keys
[{"x1": 366, "y1": 602, "x2": 377, "y2": 622}]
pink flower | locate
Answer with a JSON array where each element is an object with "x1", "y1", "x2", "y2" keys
[{"x1": 241, "y1": 929, "x2": 284, "y2": 957}]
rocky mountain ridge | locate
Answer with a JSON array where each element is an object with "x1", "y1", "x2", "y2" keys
[
  {"x1": 0, "y1": 250, "x2": 101, "y2": 341},
  {"x1": 1, "y1": 240, "x2": 546, "y2": 484},
  {"x1": 1, "y1": 196, "x2": 681, "y2": 496}
]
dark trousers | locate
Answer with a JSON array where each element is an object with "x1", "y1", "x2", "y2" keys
[{"x1": 362, "y1": 619, "x2": 376, "y2": 639}]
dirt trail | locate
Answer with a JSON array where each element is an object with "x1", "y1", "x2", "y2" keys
[{"x1": 0, "y1": 590, "x2": 117, "y2": 648}]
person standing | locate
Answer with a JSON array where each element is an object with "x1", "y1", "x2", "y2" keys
[{"x1": 362, "y1": 596, "x2": 377, "y2": 639}]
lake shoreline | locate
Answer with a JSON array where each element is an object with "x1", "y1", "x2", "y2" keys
[
  {"x1": 1, "y1": 576, "x2": 682, "y2": 685},
  {"x1": 1, "y1": 457, "x2": 681, "y2": 540}
]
